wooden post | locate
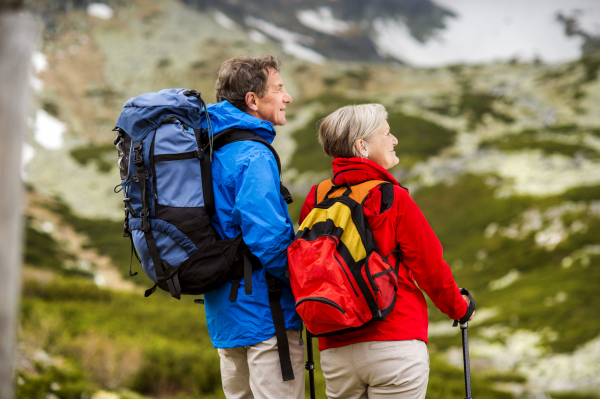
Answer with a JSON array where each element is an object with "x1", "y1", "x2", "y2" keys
[{"x1": 0, "y1": 5, "x2": 40, "y2": 399}]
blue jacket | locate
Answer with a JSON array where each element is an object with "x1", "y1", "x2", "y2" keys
[{"x1": 201, "y1": 101, "x2": 302, "y2": 348}]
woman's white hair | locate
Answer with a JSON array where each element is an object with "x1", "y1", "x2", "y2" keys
[{"x1": 318, "y1": 104, "x2": 388, "y2": 158}]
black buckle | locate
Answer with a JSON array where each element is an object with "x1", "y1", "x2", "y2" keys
[
  {"x1": 133, "y1": 143, "x2": 143, "y2": 166},
  {"x1": 267, "y1": 277, "x2": 282, "y2": 299},
  {"x1": 131, "y1": 170, "x2": 150, "y2": 182},
  {"x1": 194, "y1": 148, "x2": 204, "y2": 160},
  {"x1": 183, "y1": 89, "x2": 201, "y2": 98}
]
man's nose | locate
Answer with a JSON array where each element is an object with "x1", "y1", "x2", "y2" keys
[{"x1": 283, "y1": 89, "x2": 292, "y2": 103}]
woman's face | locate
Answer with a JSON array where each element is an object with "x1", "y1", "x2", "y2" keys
[{"x1": 358, "y1": 121, "x2": 399, "y2": 170}]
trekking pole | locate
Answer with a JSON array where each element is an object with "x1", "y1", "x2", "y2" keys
[
  {"x1": 305, "y1": 329, "x2": 316, "y2": 399},
  {"x1": 453, "y1": 288, "x2": 476, "y2": 399}
]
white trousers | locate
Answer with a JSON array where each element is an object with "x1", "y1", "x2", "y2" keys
[
  {"x1": 320, "y1": 340, "x2": 429, "y2": 399},
  {"x1": 218, "y1": 330, "x2": 305, "y2": 399}
]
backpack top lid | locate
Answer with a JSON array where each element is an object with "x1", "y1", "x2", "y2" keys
[{"x1": 116, "y1": 88, "x2": 203, "y2": 141}]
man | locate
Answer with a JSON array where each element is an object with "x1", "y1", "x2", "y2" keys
[{"x1": 201, "y1": 55, "x2": 304, "y2": 399}]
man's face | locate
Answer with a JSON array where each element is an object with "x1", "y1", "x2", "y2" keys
[{"x1": 254, "y1": 69, "x2": 292, "y2": 126}]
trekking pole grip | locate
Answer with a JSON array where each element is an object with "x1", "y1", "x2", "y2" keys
[{"x1": 453, "y1": 288, "x2": 475, "y2": 327}]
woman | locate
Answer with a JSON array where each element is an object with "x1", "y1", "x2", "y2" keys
[{"x1": 298, "y1": 104, "x2": 473, "y2": 399}]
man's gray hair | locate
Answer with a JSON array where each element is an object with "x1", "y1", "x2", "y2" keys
[{"x1": 318, "y1": 104, "x2": 388, "y2": 158}]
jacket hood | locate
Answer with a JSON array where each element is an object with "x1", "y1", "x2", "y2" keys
[
  {"x1": 332, "y1": 157, "x2": 400, "y2": 186},
  {"x1": 202, "y1": 101, "x2": 276, "y2": 144}
]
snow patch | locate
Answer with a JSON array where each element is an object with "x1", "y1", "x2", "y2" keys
[
  {"x1": 34, "y1": 110, "x2": 65, "y2": 150},
  {"x1": 412, "y1": 150, "x2": 600, "y2": 198},
  {"x1": 282, "y1": 42, "x2": 325, "y2": 65},
  {"x1": 212, "y1": 10, "x2": 238, "y2": 31},
  {"x1": 87, "y1": 3, "x2": 114, "y2": 20},
  {"x1": 485, "y1": 201, "x2": 598, "y2": 250},
  {"x1": 525, "y1": 334, "x2": 600, "y2": 393},
  {"x1": 489, "y1": 269, "x2": 520, "y2": 290},
  {"x1": 41, "y1": 222, "x2": 54, "y2": 233},
  {"x1": 31, "y1": 52, "x2": 48, "y2": 73},
  {"x1": 373, "y1": 0, "x2": 600, "y2": 67},
  {"x1": 22, "y1": 143, "x2": 36, "y2": 166},
  {"x1": 296, "y1": 7, "x2": 352, "y2": 36},
  {"x1": 248, "y1": 29, "x2": 267, "y2": 43},
  {"x1": 94, "y1": 274, "x2": 106, "y2": 286},
  {"x1": 562, "y1": 245, "x2": 600, "y2": 268},
  {"x1": 30, "y1": 75, "x2": 44, "y2": 92},
  {"x1": 245, "y1": 17, "x2": 325, "y2": 64}
]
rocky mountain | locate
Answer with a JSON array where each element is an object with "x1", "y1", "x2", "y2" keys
[{"x1": 18, "y1": 0, "x2": 600, "y2": 398}]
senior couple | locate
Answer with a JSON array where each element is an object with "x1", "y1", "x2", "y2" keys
[{"x1": 205, "y1": 54, "x2": 474, "y2": 399}]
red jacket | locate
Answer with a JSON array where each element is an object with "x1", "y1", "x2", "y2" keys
[{"x1": 299, "y1": 157, "x2": 467, "y2": 350}]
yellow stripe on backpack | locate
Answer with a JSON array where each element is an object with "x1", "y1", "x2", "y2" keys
[{"x1": 299, "y1": 202, "x2": 367, "y2": 262}]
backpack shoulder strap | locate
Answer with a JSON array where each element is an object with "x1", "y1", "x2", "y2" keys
[
  {"x1": 210, "y1": 128, "x2": 282, "y2": 175},
  {"x1": 208, "y1": 128, "x2": 292, "y2": 205},
  {"x1": 316, "y1": 179, "x2": 388, "y2": 205}
]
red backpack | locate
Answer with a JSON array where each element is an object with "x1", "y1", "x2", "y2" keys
[{"x1": 288, "y1": 179, "x2": 400, "y2": 336}]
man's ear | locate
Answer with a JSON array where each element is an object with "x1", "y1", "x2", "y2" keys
[{"x1": 245, "y1": 92, "x2": 259, "y2": 112}]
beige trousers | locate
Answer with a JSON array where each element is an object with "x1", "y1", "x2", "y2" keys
[
  {"x1": 320, "y1": 340, "x2": 429, "y2": 399},
  {"x1": 218, "y1": 330, "x2": 305, "y2": 399}
]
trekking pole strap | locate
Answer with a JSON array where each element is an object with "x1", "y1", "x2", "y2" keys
[{"x1": 266, "y1": 273, "x2": 294, "y2": 381}]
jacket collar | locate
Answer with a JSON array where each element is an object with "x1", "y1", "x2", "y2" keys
[
  {"x1": 203, "y1": 100, "x2": 276, "y2": 144},
  {"x1": 332, "y1": 157, "x2": 400, "y2": 186}
]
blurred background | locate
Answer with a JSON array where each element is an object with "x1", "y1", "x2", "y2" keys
[{"x1": 12, "y1": 0, "x2": 600, "y2": 398}]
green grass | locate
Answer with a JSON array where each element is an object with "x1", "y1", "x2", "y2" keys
[
  {"x1": 20, "y1": 275, "x2": 223, "y2": 399},
  {"x1": 290, "y1": 93, "x2": 457, "y2": 173},
  {"x1": 70, "y1": 144, "x2": 117, "y2": 173},
  {"x1": 290, "y1": 111, "x2": 333, "y2": 174},
  {"x1": 387, "y1": 111, "x2": 457, "y2": 167},
  {"x1": 24, "y1": 217, "x2": 74, "y2": 271},
  {"x1": 427, "y1": 355, "x2": 513, "y2": 399},
  {"x1": 42, "y1": 198, "x2": 142, "y2": 284},
  {"x1": 412, "y1": 174, "x2": 600, "y2": 353},
  {"x1": 480, "y1": 127, "x2": 600, "y2": 159},
  {"x1": 458, "y1": 92, "x2": 514, "y2": 129}
]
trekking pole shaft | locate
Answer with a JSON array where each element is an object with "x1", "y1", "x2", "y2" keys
[
  {"x1": 306, "y1": 333, "x2": 316, "y2": 399},
  {"x1": 461, "y1": 324, "x2": 473, "y2": 399}
]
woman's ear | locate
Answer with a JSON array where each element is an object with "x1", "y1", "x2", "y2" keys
[
  {"x1": 245, "y1": 92, "x2": 259, "y2": 112},
  {"x1": 355, "y1": 139, "x2": 369, "y2": 158}
]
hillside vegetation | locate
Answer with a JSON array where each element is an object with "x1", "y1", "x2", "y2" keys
[{"x1": 19, "y1": 0, "x2": 600, "y2": 398}]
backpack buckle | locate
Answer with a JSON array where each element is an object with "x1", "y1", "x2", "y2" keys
[
  {"x1": 194, "y1": 148, "x2": 204, "y2": 160},
  {"x1": 266, "y1": 277, "x2": 282, "y2": 299},
  {"x1": 133, "y1": 142, "x2": 144, "y2": 166}
]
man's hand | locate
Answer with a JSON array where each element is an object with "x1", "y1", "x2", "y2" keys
[{"x1": 462, "y1": 294, "x2": 475, "y2": 321}]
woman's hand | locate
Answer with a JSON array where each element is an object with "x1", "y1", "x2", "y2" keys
[{"x1": 462, "y1": 294, "x2": 475, "y2": 321}]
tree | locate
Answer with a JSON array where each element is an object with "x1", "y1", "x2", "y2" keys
[{"x1": 0, "y1": 1, "x2": 40, "y2": 397}]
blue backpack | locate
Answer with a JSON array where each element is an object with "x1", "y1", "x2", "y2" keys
[{"x1": 113, "y1": 89, "x2": 292, "y2": 300}]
